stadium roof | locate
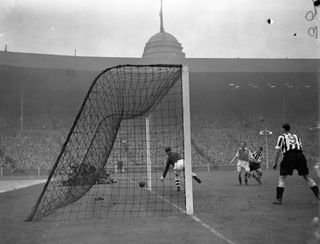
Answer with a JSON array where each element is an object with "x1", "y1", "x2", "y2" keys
[
  {"x1": 142, "y1": 0, "x2": 185, "y2": 59},
  {"x1": 0, "y1": 51, "x2": 319, "y2": 73},
  {"x1": 142, "y1": 31, "x2": 185, "y2": 59}
]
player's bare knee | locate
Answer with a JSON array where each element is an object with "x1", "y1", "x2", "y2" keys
[
  {"x1": 278, "y1": 176, "x2": 285, "y2": 187},
  {"x1": 305, "y1": 175, "x2": 317, "y2": 187}
]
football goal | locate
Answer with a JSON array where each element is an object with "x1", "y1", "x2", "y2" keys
[{"x1": 26, "y1": 64, "x2": 193, "y2": 221}]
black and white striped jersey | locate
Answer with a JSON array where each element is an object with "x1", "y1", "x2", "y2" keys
[
  {"x1": 275, "y1": 132, "x2": 303, "y2": 154},
  {"x1": 251, "y1": 151, "x2": 263, "y2": 163}
]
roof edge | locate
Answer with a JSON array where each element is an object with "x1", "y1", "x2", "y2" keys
[{"x1": 0, "y1": 51, "x2": 319, "y2": 73}]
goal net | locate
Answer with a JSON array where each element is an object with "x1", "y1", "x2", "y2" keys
[{"x1": 26, "y1": 64, "x2": 193, "y2": 221}]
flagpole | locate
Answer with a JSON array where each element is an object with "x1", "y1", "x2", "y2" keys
[{"x1": 160, "y1": 0, "x2": 164, "y2": 32}]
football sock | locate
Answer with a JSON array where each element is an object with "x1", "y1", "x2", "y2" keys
[
  {"x1": 245, "y1": 173, "x2": 248, "y2": 184},
  {"x1": 192, "y1": 175, "x2": 202, "y2": 184},
  {"x1": 276, "y1": 187, "x2": 284, "y2": 202},
  {"x1": 251, "y1": 173, "x2": 261, "y2": 184},
  {"x1": 175, "y1": 176, "x2": 180, "y2": 188}
]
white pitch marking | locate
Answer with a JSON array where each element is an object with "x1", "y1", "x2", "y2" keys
[
  {"x1": 151, "y1": 190, "x2": 237, "y2": 244},
  {"x1": 127, "y1": 177, "x2": 237, "y2": 244},
  {"x1": 191, "y1": 215, "x2": 237, "y2": 244},
  {"x1": 0, "y1": 179, "x2": 46, "y2": 193}
]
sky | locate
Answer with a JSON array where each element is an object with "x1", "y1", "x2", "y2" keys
[{"x1": 0, "y1": 0, "x2": 319, "y2": 58}]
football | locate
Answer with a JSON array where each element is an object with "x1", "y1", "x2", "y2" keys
[{"x1": 138, "y1": 181, "x2": 145, "y2": 188}]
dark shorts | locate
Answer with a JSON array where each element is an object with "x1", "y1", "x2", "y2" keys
[
  {"x1": 280, "y1": 151, "x2": 309, "y2": 176},
  {"x1": 249, "y1": 161, "x2": 261, "y2": 171}
]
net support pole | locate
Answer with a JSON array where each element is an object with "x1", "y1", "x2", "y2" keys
[
  {"x1": 182, "y1": 66, "x2": 194, "y2": 215},
  {"x1": 146, "y1": 114, "x2": 152, "y2": 190},
  {"x1": 265, "y1": 134, "x2": 269, "y2": 170},
  {"x1": 20, "y1": 83, "x2": 24, "y2": 133}
]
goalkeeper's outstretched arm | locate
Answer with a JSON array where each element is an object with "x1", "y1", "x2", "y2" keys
[{"x1": 160, "y1": 161, "x2": 170, "y2": 182}]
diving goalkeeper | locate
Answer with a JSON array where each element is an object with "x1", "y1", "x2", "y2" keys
[{"x1": 160, "y1": 147, "x2": 201, "y2": 191}]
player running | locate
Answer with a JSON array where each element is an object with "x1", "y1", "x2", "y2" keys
[
  {"x1": 272, "y1": 123, "x2": 319, "y2": 205},
  {"x1": 245, "y1": 146, "x2": 263, "y2": 184},
  {"x1": 230, "y1": 142, "x2": 261, "y2": 185},
  {"x1": 160, "y1": 147, "x2": 201, "y2": 192}
]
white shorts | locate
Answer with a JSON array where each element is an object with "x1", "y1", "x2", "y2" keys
[
  {"x1": 237, "y1": 160, "x2": 250, "y2": 172},
  {"x1": 173, "y1": 159, "x2": 197, "y2": 177},
  {"x1": 174, "y1": 159, "x2": 184, "y2": 172}
]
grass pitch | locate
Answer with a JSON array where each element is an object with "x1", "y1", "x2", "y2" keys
[{"x1": 0, "y1": 170, "x2": 318, "y2": 244}]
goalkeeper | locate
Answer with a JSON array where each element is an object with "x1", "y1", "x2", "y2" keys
[{"x1": 160, "y1": 147, "x2": 201, "y2": 192}]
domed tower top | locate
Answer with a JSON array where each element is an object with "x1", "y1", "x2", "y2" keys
[{"x1": 142, "y1": 0, "x2": 185, "y2": 58}]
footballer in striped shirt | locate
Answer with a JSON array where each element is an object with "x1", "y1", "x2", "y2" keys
[
  {"x1": 245, "y1": 147, "x2": 263, "y2": 183},
  {"x1": 272, "y1": 123, "x2": 319, "y2": 205}
]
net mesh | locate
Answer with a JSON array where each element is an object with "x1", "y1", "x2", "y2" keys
[{"x1": 27, "y1": 64, "x2": 186, "y2": 221}]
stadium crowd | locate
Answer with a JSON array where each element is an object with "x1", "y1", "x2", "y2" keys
[
  {"x1": 191, "y1": 113, "x2": 319, "y2": 169},
  {"x1": 0, "y1": 116, "x2": 70, "y2": 171},
  {"x1": 0, "y1": 111, "x2": 318, "y2": 173}
]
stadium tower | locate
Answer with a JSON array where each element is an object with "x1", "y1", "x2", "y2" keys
[{"x1": 142, "y1": 0, "x2": 185, "y2": 59}]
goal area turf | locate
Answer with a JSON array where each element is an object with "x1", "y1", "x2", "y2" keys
[{"x1": 0, "y1": 170, "x2": 318, "y2": 244}]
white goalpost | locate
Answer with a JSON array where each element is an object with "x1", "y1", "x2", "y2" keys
[
  {"x1": 182, "y1": 66, "x2": 194, "y2": 215},
  {"x1": 144, "y1": 65, "x2": 193, "y2": 215}
]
